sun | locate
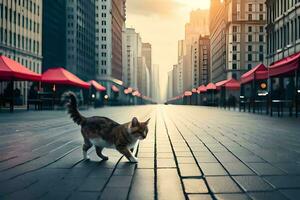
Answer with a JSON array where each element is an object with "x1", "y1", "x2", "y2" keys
[{"x1": 175, "y1": 0, "x2": 211, "y2": 10}]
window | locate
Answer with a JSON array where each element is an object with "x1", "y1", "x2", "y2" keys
[
  {"x1": 232, "y1": 45, "x2": 237, "y2": 51},
  {"x1": 259, "y1": 54, "x2": 264, "y2": 62},
  {"x1": 248, "y1": 26, "x2": 252, "y2": 32},
  {"x1": 248, "y1": 64, "x2": 252, "y2": 70},
  {"x1": 248, "y1": 35, "x2": 252, "y2": 42},
  {"x1": 232, "y1": 63, "x2": 237, "y2": 69},
  {"x1": 259, "y1": 45, "x2": 264, "y2": 52},
  {"x1": 260, "y1": 26, "x2": 264, "y2": 32},
  {"x1": 233, "y1": 54, "x2": 237, "y2": 60},
  {"x1": 233, "y1": 34, "x2": 237, "y2": 42},
  {"x1": 248, "y1": 54, "x2": 252, "y2": 61},
  {"x1": 248, "y1": 45, "x2": 252, "y2": 51},
  {"x1": 259, "y1": 35, "x2": 264, "y2": 42},
  {"x1": 233, "y1": 26, "x2": 237, "y2": 32},
  {"x1": 248, "y1": 4, "x2": 252, "y2": 12},
  {"x1": 259, "y1": 4, "x2": 264, "y2": 12},
  {"x1": 259, "y1": 14, "x2": 263, "y2": 20},
  {"x1": 248, "y1": 14, "x2": 252, "y2": 21}
]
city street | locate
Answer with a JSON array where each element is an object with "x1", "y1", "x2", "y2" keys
[{"x1": 0, "y1": 105, "x2": 300, "y2": 200}]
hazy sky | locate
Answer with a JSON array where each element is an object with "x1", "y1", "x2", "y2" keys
[{"x1": 126, "y1": 0, "x2": 210, "y2": 101}]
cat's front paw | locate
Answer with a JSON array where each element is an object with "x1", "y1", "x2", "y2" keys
[{"x1": 129, "y1": 156, "x2": 138, "y2": 163}]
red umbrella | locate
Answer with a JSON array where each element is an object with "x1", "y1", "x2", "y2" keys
[
  {"x1": 198, "y1": 85, "x2": 207, "y2": 93},
  {"x1": 0, "y1": 55, "x2": 41, "y2": 81},
  {"x1": 41, "y1": 67, "x2": 90, "y2": 89},
  {"x1": 206, "y1": 83, "x2": 217, "y2": 90},
  {"x1": 112, "y1": 85, "x2": 119, "y2": 92},
  {"x1": 89, "y1": 80, "x2": 106, "y2": 91}
]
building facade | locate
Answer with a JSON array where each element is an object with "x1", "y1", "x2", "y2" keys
[
  {"x1": 210, "y1": 0, "x2": 267, "y2": 82},
  {"x1": 42, "y1": 0, "x2": 66, "y2": 71},
  {"x1": 0, "y1": 0, "x2": 43, "y2": 104},
  {"x1": 142, "y1": 43, "x2": 152, "y2": 95},
  {"x1": 199, "y1": 35, "x2": 211, "y2": 85},
  {"x1": 66, "y1": 0, "x2": 95, "y2": 81},
  {"x1": 183, "y1": 9, "x2": 210, "y2": 91},
  {"x1": 96, "y1": 0, "x2": 126, "y2": 83},
  {"x1": 167, "y1": 70, "x2": 173, "y2": 100},
  {"x1": 266, "y1": 0, "x2": 300, "y2": 65},
  {"x1": 122, "y1": 28, "x2": 141, "y2": 90}
]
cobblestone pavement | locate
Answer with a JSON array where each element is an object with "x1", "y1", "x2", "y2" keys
[{"x1": 0, "y1": 105, "x2": 300, "y2": 200}]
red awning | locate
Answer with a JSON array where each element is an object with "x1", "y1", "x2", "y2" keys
[
  {"x1": 111, "y1": 85, "x2": 119, "y2": 92},
  {"x1": 0, "y1": 55, "x2": 41, "y2": 81},
  {"x1": 198, "y1": 85, "x2": 207, "y2": 93},
  {"x1": 225, "y1": 78, "x2": 240, "y2": 90},
  {"x1": 240, "y1": 64, "x2": 268, "y2": 84},
  {"x1": 269, "y1": 52, "x2": 300, "y2": 77},
  {"x1": 216, "y1": 78, "x2": 240, "y2": 90},
  {"x1": 184, "y1": 91, "x2": 192, "y2": 96},
  {"x1": 41, "y1": 67, "x2": 90, "y2": 89},
  {"x1": 206, "y1": 83, "x2": 217, "y2": 90},
  {"x1": 89, "y1": 80, "x2": 106, "y2": 91}
]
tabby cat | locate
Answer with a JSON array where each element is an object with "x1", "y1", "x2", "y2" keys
[{"x1": 67, "y1": 92, "x2": 150, "y2": 163}]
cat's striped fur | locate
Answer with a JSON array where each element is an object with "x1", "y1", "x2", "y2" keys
[{"x1": 67, "y1": 92, "x2": 150, "y2": 163}]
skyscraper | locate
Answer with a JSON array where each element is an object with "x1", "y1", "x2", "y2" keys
[
  {"x1": 42, "y1": 0, "x2": 66, "y2": 71},
  {"x1": 210, "y1": 0, "x2": 266, "y2": 82},
  {"x1": 122, "y1": 28, "x2": 141, "y2": 90},
  {"x1": 183, "y1": 9, "x2": 210, "y2": 91},
  {"x1": 96, "y1": 0, "x2": 126, "y2": 83},
  {"x1": 66, "y1": 0, "x2": 96, "y2": 81}
]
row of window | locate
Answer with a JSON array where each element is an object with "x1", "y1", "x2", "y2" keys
[
  {"x1": 0, "y1": 28, "x2": 40, "y2": 54},
  {"x1": 267, "y1": 0, "x2": 300, "y2": 23},
  {"x1": 1, "y1": 1, "x2": 40, "y2": 16},
  {"x1": 232, "y1": 25, "x2": 264, "y2": 33},
  {"x1": 0, "y1": 5, "x2": 40, "y2": 34},
  {"x1": 232, "y1": 34, "x2": 264, "y2": 43},
  {"x1": 268, "y1": 16, "x2": 300, "y2": 54},
  {"x1": 232, "y1": 53, "x2": 264, "y2": 62}
]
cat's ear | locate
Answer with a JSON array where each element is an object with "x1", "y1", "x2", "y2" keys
[
  {"x1": 131, "y1": 117, "x2": 139, "y2": 127},
  {"x1": 144, "y1": 118, "x2": 151, "y2": 125}
]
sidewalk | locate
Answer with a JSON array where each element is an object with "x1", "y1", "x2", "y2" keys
[{"x1": 0, "y1": 105, "x2": 300, "y2": 200}]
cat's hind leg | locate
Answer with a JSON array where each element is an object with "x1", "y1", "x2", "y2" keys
[
  {"x1": 95, "y1": 146, "x2": 108, "y2": 161},
  {"x1": 82, "y1": 138, "x2": 92, "y2": 160}
]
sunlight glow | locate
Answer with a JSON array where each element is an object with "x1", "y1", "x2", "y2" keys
[{"x1": 175, "y1": 0, "x2": 210, "y2": 10}]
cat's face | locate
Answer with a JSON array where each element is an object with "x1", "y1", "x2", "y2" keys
[{"x1": 129, "y1": 117, "x2": 150, "y2": 140}]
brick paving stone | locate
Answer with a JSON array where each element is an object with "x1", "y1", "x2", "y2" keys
[
  {"x1": 222, "y1": 162, "x2": 255, "y2": 175},
  {"x1": 128, "y1": 169, "x2": 154, "y2": 200},
  {"x1": 233, "y1": 176, "x2": 274, "y2": 192},
  {"x1": 157, "y1": 152, "x2": 174, "y2": 158},
  {"x1": 214, "y1": 152, "x2": 240, "y2": 163},
  {"x1": 157, "y1": 158, "x2": 176, "y2": 168},
  {"x1": 176, "y1": 157, "x2": 196, "y2": 164},
  {"x1": 206, "y1": 176, "x2": 242, "y2": 193},
  {"x1": 182, "y1": 178, "x2": 209, "y2": 193},
  {"x1": 279, "y1": 189, "x2": 300, "y2": 200},
  {"x1": 188, "y1": 194, "x2": 213, "y2": 200},
  {"x1": 199, "y1": 163, "x2": 228, "y2": 176},
  {"x1": 136, "y1": 158, "x2": 154, "y2": 169},
  {"x1": 178, "y1": 163, "x2": 202, "y2": 177},
  {"x1": 100, "y1": 187, "x2": 129, "y2": 200},
  {"x1": 249, "y1": 191, "x2": 289, "y2": 200},
  {"x1": 264, "y1": 176, "x2": 300, "y2": 189},
  {"x1": 247, "y1": 162, "x2": 286, "y2": 175},
  {"x1": 78, "y1": 178, "x2": 107, "y2": 192},
  {"x1": 214, "y1": 193, "x2": 251, "y2": 200},
  {"x1": 157, "y1": 169, "x2": 185, "y2": 200},
  {"x1": 68, "y1": 192, "x2": 99, "y2": 200},
  {"x1": 175, "y1": 151, "x2": 193, "y2": 157},
  {"x1": 107, "y1": 175, "x2": 132, "y2": 187}
]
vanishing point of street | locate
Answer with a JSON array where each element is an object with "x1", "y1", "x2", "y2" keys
[{"x1": 0, "y1": 106, "x2": 300, "y2": 200}]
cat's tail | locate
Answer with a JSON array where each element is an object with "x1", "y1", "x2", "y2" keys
[{"x1": 66, "y1": 92, "x2": 86, "y2": 126}]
